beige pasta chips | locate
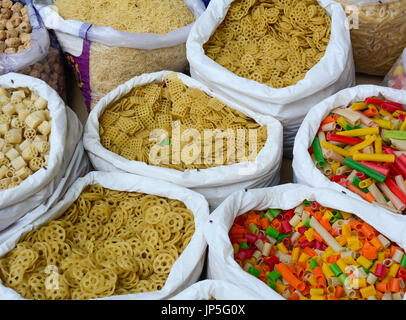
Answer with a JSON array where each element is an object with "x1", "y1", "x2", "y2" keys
[
  {"x1": 0, "y1": 87, "x2": 51, "y2": 191},
  {"x1": 99, "y1": 73, "x2": 268, "y2": 171},
  {"x1": 203, "y1": 0, "x2": 331, "y2": 88},
  {"x1": 337, "y1": 0, "x2": 406, "y2": 76},
  {"x1": 54, "y1": 0, "x2": 195, "y2": 34},
  {"x1": 0, "y1": 185, "x2": 195, "y2": 300}
]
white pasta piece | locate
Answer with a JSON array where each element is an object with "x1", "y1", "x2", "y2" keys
[
  {"x1": 10, "y1": 156, "x2": 26, "y2": 171},
  {"x1": 1, "y1": 103, "x2": 16, "y2": 116},
  {"x1": 24, "y1": 112, "x2": 43, "y2": 129},
  {"x1": 32, "y1": 141, "x2": 49, "y2": 154},
  {"x1": 10, "y1": 117, "x2": 25, "y2": 129},
  {"x1": 21, "y1": 146, "x2": 38, "y2": 162},
  {"x1": 0, "y1": 138, "x2": 5, "y2": 151},
  {"x1": 14, "y1": 103, "x2": 26, "y2": 114},
  {"x1": 37, "y1": 120, "x2": 51, "y2": 136},
  {"x1": 44, "y1": 110, "x2": 51, "y2": 121},
  {"x1": 19, "y1": 139, "x2": 31, "y2": 151},
  {"x1": 11, "y1": 90, "x2": 25, "y2": 103},
  {"x1": 29, "y1": 157, "x2": 44, "y2": 171},
  {"x1": 0, "y1": 95, "x2": 10, "y2": 107},
  {"x1": 18, "y1": 109, "x2": 30, "y2": 122},
  {"x1": 15, "y1": 166, "x2": 32, "y2": 179},
  {"x1": 0, "y1": 88, "x2": 9, "y2": 98},
  {"x1": 5, "y1": 128, "x2": 23, "y2": 144},
  {"x1": 0, "y1": 123, "x2": 8, "y2": 136},
  {"x1": 33, "y1": 97, "x2": 47, "y2": 110},
  {"x1": 34, "y1": 135, "x2": 48, "y2": 142},
  {"x1": 0, "y1": 165, "x2": 8, "y2": 179},
  {"x1": 5, "y1": 148, "x2": 19, "y2": 161}
]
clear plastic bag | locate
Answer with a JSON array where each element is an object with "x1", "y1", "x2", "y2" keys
[
  {"x1": 34, "y1": 0, "x2": 206, "y2": 111},
  {"x1": 0, "y1": 0, "x2": 49, "y2": 74},
  {"x1": 383, "y1": 47, "x2": 406, "y2": 90},
  {"x1": 19, "y1": 45, "x2": 66, "y2": 101},
  {"x1": 338, "y1": 0, "x2": 406, "y2": 76}
]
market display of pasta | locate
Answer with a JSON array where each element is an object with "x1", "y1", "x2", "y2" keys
[
  {"x1": 203, "y1": 0, "x2": 331, "y2": 88},
  {"x1": 230, "y1": 201, "x2": 406, "y2": 300},
  {"x1": 0, "y1": 184, "x2": 195, "y2": 300},
  {"x1": 0, "y1": 0, "x2": 31, "y2": 53},
  {"x1": 0, "y1": 86, "x2": 50, "y2": 191},
  {"x1": 52, "y1": 0, "x2": 199, "y2": 110},
  {"x1": 337, "y1": 0, "x2": 406, "y2": 76},
  {"x1": 98, "y1": 73, "x2": 268, "y2": 171},
  {"x1": 309, "y1": 97, "x2": 406, "y2": 214}
]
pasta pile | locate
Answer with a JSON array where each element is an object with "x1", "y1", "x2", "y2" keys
[
  {"x1": 204, "y1": 0, "x2": 331, "y2": 88},
  {"x1": 0, "y1": 185, "x2": 195, "y2": 300},
  {"x1": 0, "y1": 87, "x2": 51, "y2": 191},
  {"x1": 54, "y1": 0, "x2": 195, "y2": 34},
  {"x1": 338, "y1": 0, "x2": 406, "y2": 76},
  {"x1": 0, "y1": 0, "x2": 32, "y2": 53},
  {"x1": 99, "y1": 73, "x2": 268, "y2": 171}
]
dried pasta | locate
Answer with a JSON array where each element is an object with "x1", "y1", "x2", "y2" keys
[
  {"x1": 337, "y1": 0, "x2": 406, "y2": 76},
  {"x1": 0, "y1": 184, "x2": 195, "y2": 300},
  {"x1": 203, "y1": 0, "x2": 331, "y2": 88},
  {"x1": 99, "y1": 73, "x2": 268, "y2": 171},
  {"x1": 0, "y1": 87, "x2": 51, "y2": 191},
  {"x1": 54, "y1": 0, "x2": 195, "y2": 34}
]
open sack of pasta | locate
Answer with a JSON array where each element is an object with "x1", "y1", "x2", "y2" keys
[
  {"x1": 337, "y1": 0, "x2": 406, "y2": 76},
  {"x1": 205, "y1": 184, "x2": 406, "y2": 300},
  {"x1": 0, "y1": 1, "x2": 66, "y2": 100},
  {"x1": 83, "y1": 71, "x2": 283, "y2": 210},
  {"x1": 33, "y1": 0, "x2": 206, "y2": 112},
  {"x1": 0, "y1": 171, "x2": 209, "y2": 300},
  {"x1": 0, "y1": 73, "x2": 90, "y2": 234},
  {"x1": 170, "y1": 279, "x2": 257, "y2": 300},
  {"x1": 186, "y1": 0, "x2": 355, "y2": 157},
  {"x1": 293, "y1": 85, "x2": 406, "y2": 217}
]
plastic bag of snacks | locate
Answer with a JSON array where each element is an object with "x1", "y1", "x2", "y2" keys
[
  {"x1": 0, "y1": 0, "x2": 49, "y2": 73},
  {"x1": 83, "y1": 71, "x2": 283, "y2": 210},
  {"x1": 0, "y1": 171, "x2": 209, "y2": 300},
  {"x1": 34, "y1": 0, "x2": 206, "y2": 112},
  {"x1": 205, "y1": 184, "x2": 406, "y2": 300},
  {"x1": 170, "y1": 280, "x2": 258, "y2": 300},
  {"x1": 383, "y1": 48, "x2": 406, "y2": 91},
  {"x1": 0, "y1": 73, "x2": 90, "y2": 232},
  {"x1": 19, "y1": 33, "x2": 66, "y2": 102},
  {"x1": 0, "y1": 1, "x2": 67, "y2": 101},
  {"x1": 186, "y1": 0, "x2": 355, "y2": 157},
  {"x1": 293, "y1": 85, "x2": 406, "y2": 216},
  {"x1": 337, "y1": 0, "x2": 406, "y2": 76}
]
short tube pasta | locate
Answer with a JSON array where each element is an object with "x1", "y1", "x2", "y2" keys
[{"x1": 0, "y1": 87, "x2": 51, "y2": 191}]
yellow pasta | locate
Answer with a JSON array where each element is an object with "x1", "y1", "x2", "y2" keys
[
  {"x1": 54, "y1": 0, "x2": 195, "y2": 34},
  {"x1": 0, "y1": 87, "x2": 51, "y2": 191},
  {"x1": 0, "y1": 185, "x2": 195, "y2": 300},
  {"x1": 98, "y1": 73, "x2": 267, "y2": 171},
  {"x1": 337, "y1": 0, "x2": 406, "y2": 76},
  {"x1": 204, "y1": 0, "x2": 331, "y2": 88}
]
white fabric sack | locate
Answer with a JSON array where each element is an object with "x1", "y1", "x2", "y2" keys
[
  {"x1": 33, "y1": 0, "x2": 206, "y2": 111},
  {"x1": 205, "y1": 183, "x2": 406, "y2": 300},
  {"x1": 83, "y1": 71, "x2": 283, "y2": 210},
  {"x1": 186, "y1": 0, "x2": 355, "y2": 157},
  {"x1": 293, "y1": 84, "x2": 406, "y2": 219},
  {"x1": 0, "y1": 0, "x2": 50, "y2": 74},
  {"x1": 0, "y1": 171, "x2": 210, "y2": 300},
  {"x1": 34, "y1": 0, "x2": 205, "y2": 50},
  {"x1": 170, "y1": 280, "x2": 258, "y2": 300},
  {"x1": 0, "y1": 73, "x2": 90, "y2": 232}
]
